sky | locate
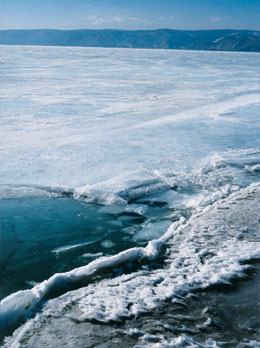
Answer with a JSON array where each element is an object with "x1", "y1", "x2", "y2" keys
[{"x1": 0, "y1": 0, "x2": 259, "y2": 31}]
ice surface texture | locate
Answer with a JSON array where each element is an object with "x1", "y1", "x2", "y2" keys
[{"x1": 0, "y1": 46, "x2": 259, "y2": 199}]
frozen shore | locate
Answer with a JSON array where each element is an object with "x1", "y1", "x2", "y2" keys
[{"x1": 1, "y1": 183, "x2": 259, "y2": 347}]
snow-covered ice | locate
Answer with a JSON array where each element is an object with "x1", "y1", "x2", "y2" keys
[{"x1": 0, "y1": 46, "x2": 259, "y2": 346}]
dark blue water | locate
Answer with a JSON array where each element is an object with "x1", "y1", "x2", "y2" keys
[
  {"x1": 0, "y1": 197, "x2": 136, "y2": 299},
  {"x1": 0, "y1": 193, "x2": 181, "y2": 300}
]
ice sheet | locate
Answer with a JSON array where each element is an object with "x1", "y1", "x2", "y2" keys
[{"x1": 0, "y1": 46, "x2": 259, "y2": 195}]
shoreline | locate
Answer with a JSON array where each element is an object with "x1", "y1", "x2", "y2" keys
[
  {"x1": 1, "y1": 183, "x2": 260, "y2": 347},
  {"x1": 2, "y1": 260, "x2": 259, "y2": 347}
]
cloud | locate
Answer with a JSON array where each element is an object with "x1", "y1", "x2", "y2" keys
[
  {"x1": 211, "y1": 17, "x2": 223, "y2": 23},
  {"x1": 83, "y1": 15, "x2": 142, "y2": 27}
]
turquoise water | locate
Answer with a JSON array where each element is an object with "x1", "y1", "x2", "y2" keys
[{"x1": 0, "y1": 197, "x2": 134, "y2": 299}]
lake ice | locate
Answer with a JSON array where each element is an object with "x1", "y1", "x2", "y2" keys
[{"x1": 0, "y1": 46, "x2": 259, "y2": 347}]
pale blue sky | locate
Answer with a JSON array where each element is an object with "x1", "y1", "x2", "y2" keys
[{"x1": 0, "y1": 0, "x2": 259, "y2": 31}]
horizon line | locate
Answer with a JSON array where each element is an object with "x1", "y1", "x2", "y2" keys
[{"x1": 1, "y1": 28, "x2": 259, "y2": 32}]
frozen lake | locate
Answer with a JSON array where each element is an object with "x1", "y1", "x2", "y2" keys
[{"x1": 0, "y1": 46, "x2": 259, "y2": 346}]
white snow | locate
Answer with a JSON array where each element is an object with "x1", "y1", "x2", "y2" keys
[{"x1": 0, "y1": 46, "x2": 259, "y2": 201}]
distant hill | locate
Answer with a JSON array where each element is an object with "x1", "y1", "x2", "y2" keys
[{"x1": 0, "y1": 29, "x2": 259, "y2": 52}]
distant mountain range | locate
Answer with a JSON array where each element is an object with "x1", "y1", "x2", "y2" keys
[{"x1": 0, "y1": 29, "x2": 259, "y2": 52}]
